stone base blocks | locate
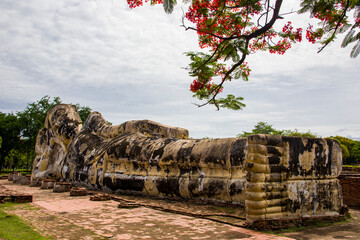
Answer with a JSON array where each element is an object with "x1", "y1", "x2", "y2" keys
[
  {"x1": 90, "y1": 193, "x2": 111, "y2": 201},
  {"x1": 19, "y1": 176, "x2": 31, "y2": 185},
  {"x1": 30, "y1": 177, "x2": 42, "y2": 187},
  {"x1": 9, "y1": 172, "x2": 22, "y2": 182},
  {"x1": 40, "y1": 179, "x2": 56, "y2": 189},
  {"x1": 0, "y1": 175, "x2": 8, "y2": 180},
  {"x1": 70, "y1": 187, "x2": 88, "y2": 196},
  {"x1": 53, "y1": 182, "x2": 72, "y2": 193},
  {"x1": 0, "y1": 194, "x2": 33, "y2": 203},
  {"x1": 9, "y1": 172, "x2": 31, "y2": 185}
]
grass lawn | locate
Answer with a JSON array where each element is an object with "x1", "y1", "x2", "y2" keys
[{"x1": 0, "y1": 203, "x2": 49, "y2": 240}]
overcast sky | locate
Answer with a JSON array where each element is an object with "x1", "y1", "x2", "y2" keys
[{"x1": 1, "y1": 0, "x2": 359, "y2": 140}]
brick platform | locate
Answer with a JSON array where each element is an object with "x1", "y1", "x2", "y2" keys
[
  {"x1": 30, "y1": 178, "x2": 42, "y2": 187},
  {"x1": 342, "y1": 167, "x2": 360, "y2": 173},
  {"x1": 19, "y1": 176, "x2": 31, "y2": 185},
  {"x1": 0, "y1": 194, "x2": 33, "y2": 203},
  {"x1": 53, "y1": 182, "x2": 72, "y2": 193},
  {"x1": 339, "y1": 175, "x2": 360, "y2": 207},
  {"x1": 90, "y1": 193, "x2": 111, "y2": 201},
  {"x1": 70, "y1": 187, "x2": 88, "y2": 196},
  {"x1": 40, "y1": 179, "x2": 57, "y2": 189}
]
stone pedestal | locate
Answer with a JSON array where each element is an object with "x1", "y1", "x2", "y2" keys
[
  {"x1": 0, "y1": 194, "x2": 33, "y2": 203},
  {"x1": 53, "y1": 182, "x2": 72, "y2": 193},
  {"x1": 30, "y1": 178, "x2": 42, "y2": 187},
  {"x1": 8, "y1": 173, "x2": 13, "y2": 181},
  {"x1": 11, "y1": 194, "x2": 33, "y2": 203},
  {"x1": 90, "y1": 193, "x2": 111, "y2": 201},
  {"x1": 10, "y1": 172, "x2": 22, "y2": 182},
  {"x1": 19, "y1": 176, "x2": 31, "y2": 185},
  {"x1": 70, "y1": 187, "x2": 88, "y2": 196},
  {"x1": 40, "y1": 179, "x2": 56, "y2": 189}
]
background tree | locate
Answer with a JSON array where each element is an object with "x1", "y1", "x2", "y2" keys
[
  {"x1": 127, "y1": 0, "x2": 360, "y2": 109},
  {"x1": 76, "y1": 105, "x2": 92, "y2": 124},
  {"x1": 17, "y1": 96, "x2": 62, "y2": 148},
  {"x1": 238, "y1": 122, "x2": 360, "y2": 165},
  {"x1": 329, "y1": 136, "x2": 360, "y2": 164},
  {"x1": 0, "y1": 96, "x2": 93, "y2": 171},
  {"x1": 4, "y1": 149, "x2": 26, "y2": 172},
  {"x1": 237, "y1": 121, "x2": 318, "y2": 137},
  {"x1": 0, "y1": 112, "x2": 22, "y2": 171}
]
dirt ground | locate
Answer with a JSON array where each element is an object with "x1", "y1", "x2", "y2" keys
[
  {"x1": 278, "y1": 207, "x2": 360, "y2": 240},
  {"x1": 1, "y1": 179, "x2": 360, "y2": 240}
]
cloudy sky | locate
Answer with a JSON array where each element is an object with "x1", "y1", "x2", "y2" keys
[{"x1": 1, "y1": 0, "x2": 359, "y2": 139}]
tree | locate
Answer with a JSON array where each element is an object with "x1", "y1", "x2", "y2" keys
[
  {"x1": 0, "y1": 112, "x2": 22, "y2": 171},
  {"x1": 17, "y1": 96, "x2": 62, "y2": 162},
  {"x1": 4, "y1": 149, "x2": 21, "y2": 171},
  {"x1": 237, "y1": 121, "x2": 318, "y2": 137},
  {"x1": 0, "y1": 96, "x2": 93, "y2": 171},
  {"x1": 239, "y1": 121, "x2": 281, "y2": 136},
  {"x1": 329, "y1": 136, "x2": 360, "y2": 164},
  {"x1": 127, "y1": 0, "x2": 360, "y2": 109},
  {"x1": 76, "y1": 105, "x2": 92, "y2": 124}
]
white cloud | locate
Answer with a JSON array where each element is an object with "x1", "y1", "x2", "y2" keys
[{"x1": 0, "y1": 0, "x2": 359, "y2": 140}]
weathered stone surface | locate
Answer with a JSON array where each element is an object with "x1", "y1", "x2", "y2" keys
[
  {"x1": 40, "y1": 179, "x2": 56, "y2": 189},
  {"x1": 31, "y1": 104, "x2": 83, "y2": 180},
  {"x1": 70, "y1": 187, "x2": 88, "y2": 196},
  {"x1": 32, "y1": 104, "x2": 345, "y2": 227},
  {"x1": 245, "y1": 134, "x2": 343, "y2": 223},
  {"x1": 84, "y1": 112, "x2": 189, "y2": 140},
  {"x1": 19, "y1": 176, "x2": 31, "y2": 185},
  {"x1": 53, "y1": 182, "x2": 72, "y2": 193},
  {"x1": 90, "y1": 193, "x2": 111, "y2": 201},
  {"x1": 62, "y1": 115, "x2": 247, "y2": 203},
  {"x1": 30, "y1": 177, "x2": 42, "y2": 187},
  {"x1": 0, "y1": 194, "x2": 33, "y2": 203},
  {"x1": 8, "y1": 173, "x2": 13, "y2": 181},
  {"x1": 12, "y1": 194, "x2": 33, "y2": 203},
  {"x1": 11, "y1": 172, "x2": 22, "y2": 183}
]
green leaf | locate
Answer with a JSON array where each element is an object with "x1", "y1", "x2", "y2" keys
[
  {"x1": 339, "y1": 24, "x2": 352, "y2": 34},
  {"x1": 213, "y1": 95, "x2": 246, "y2": 110},
  {"x1": 298, "y1": 0, "x2": 313, "y2": 14},
  {"x1": 163, "y1": 0, "x2": 177, "y2": 14},
  {"x1": 342, "y1": 30, "x2": 355, "y2": 47},
  {"x1": 234, "y1": 70, "x2": 242, "y2": 80},
  {"x1": 350, "y1": 40, "x2": 360, "y2": 58},
  {"x1": 223, "y1": 43, "x2": 237, "y2": 62}
]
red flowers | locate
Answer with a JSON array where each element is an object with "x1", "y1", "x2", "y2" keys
[
  {"x1": 306, "y1": 25, "x2": 323, "y2": 44},
  {"x1": 269, "y1": 39, "x2": 291, "y2": 55},
  {"x1": 127, "y1": 0, "x2": 143, "y2": 9},
  {"x1": 127, "y1": 0, "x2": 163, "y2": 9},
  {"x1": 190, "y1": 79, "x2": 213, "y2": 92}
]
